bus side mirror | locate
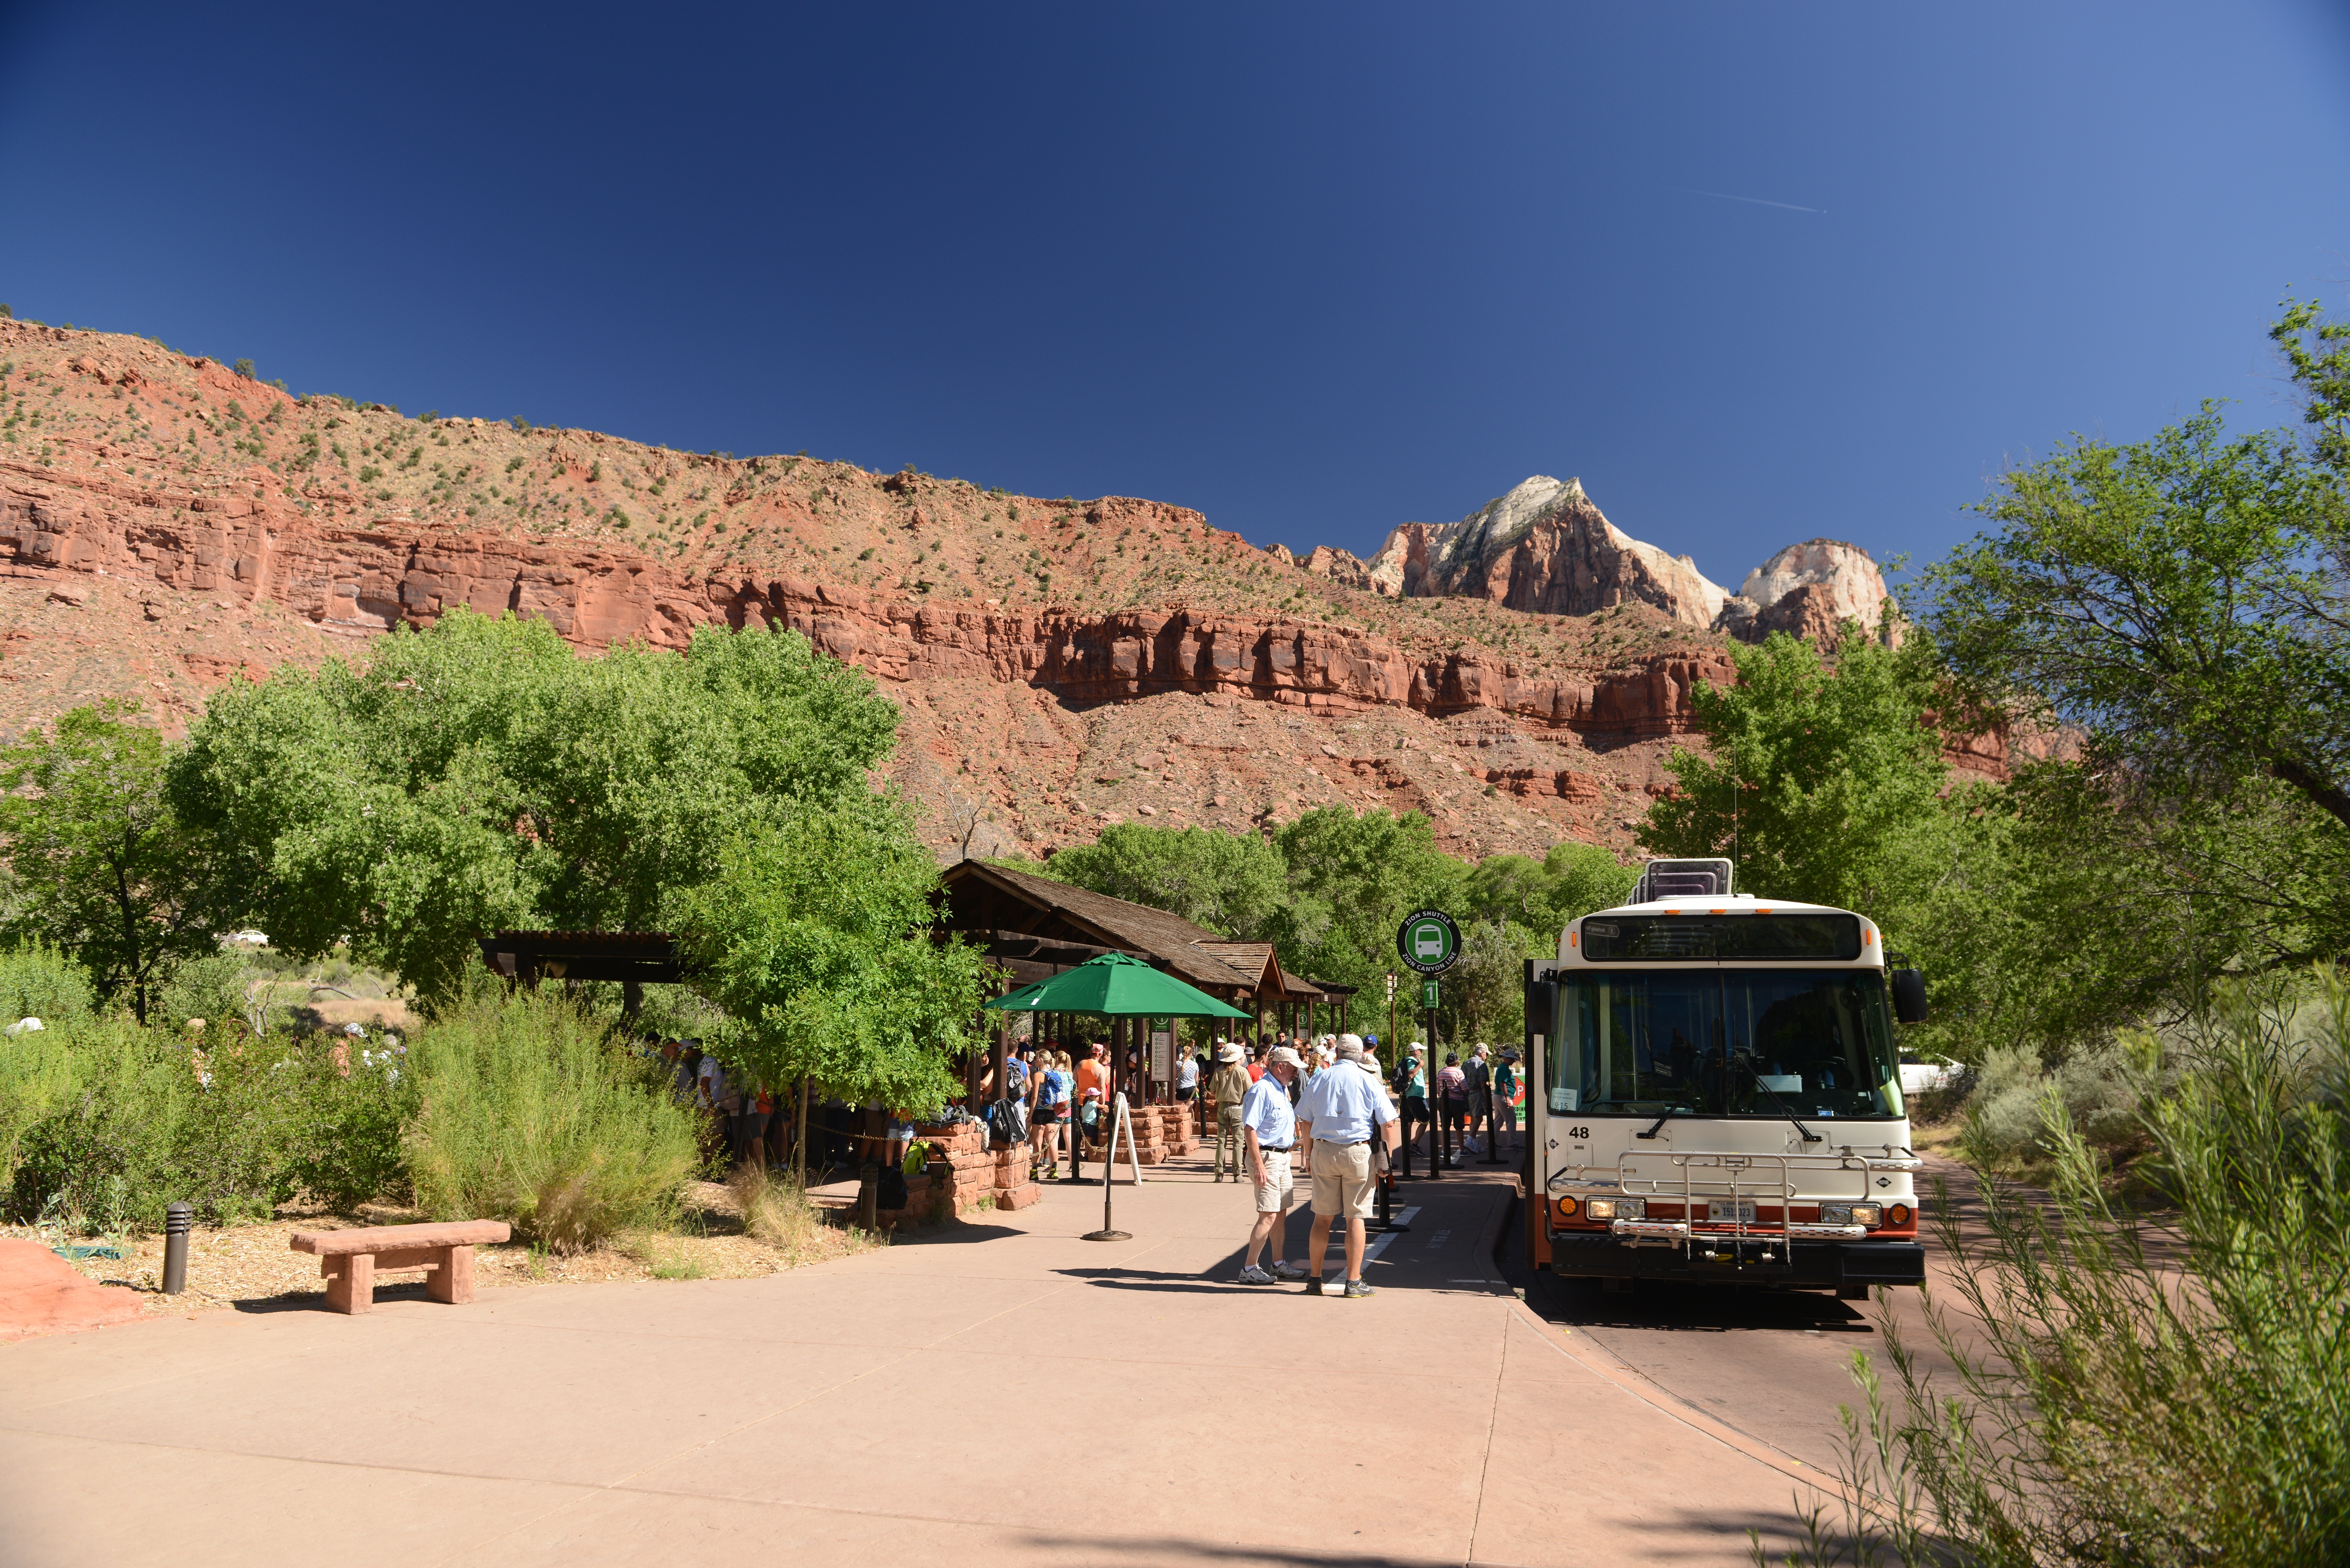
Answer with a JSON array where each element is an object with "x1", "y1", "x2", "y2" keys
[{"x1": 1890, "y1": 968, "x2": 1928, "y2": 1025}]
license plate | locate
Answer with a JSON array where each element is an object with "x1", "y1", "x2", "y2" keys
[{"x1": 1708, "y1": 1201, "x2": 1757, "y2": 1223}]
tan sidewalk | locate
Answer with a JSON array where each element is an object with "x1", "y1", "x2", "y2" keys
[{"x1": 0, "y1": 1154, "x2": 1828, "y2": 1567}]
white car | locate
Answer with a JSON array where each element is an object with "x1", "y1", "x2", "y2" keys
[{"x1": 1898, "y1": 1051, "x2": 1962, "y2": 1097}]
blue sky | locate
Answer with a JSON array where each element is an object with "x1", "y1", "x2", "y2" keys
[{"x1": 3, "y1": 3, "x2": 2346, "y2": 590}]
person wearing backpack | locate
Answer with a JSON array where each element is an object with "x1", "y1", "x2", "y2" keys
[
  {"x1": 1463, "y1": 1045, "x2": 1493, "y2": 1152},
  {"x1": 1493, "y1": 1048, "x2": 1521, "y2": 1155},
  {"x1": 1030, "y1": 1051, "x2": 1071, "y2": 1180}
]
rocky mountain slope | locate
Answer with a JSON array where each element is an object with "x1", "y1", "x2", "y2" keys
[
  {"x1": 0, "y1": 320, "x2": 1927, "y2": 867},
  {"x1": 1304, "y1": 475, "x2": 1894, "y2": 646}
]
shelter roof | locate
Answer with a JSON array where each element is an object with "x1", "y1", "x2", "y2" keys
[{"x1": 936, "y1": 860, "x2": 1278, "y2": 996}]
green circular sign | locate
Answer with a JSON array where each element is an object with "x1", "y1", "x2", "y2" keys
[{"x1": 1396, "y1": 909, "x2": 1461, "y2": 975}]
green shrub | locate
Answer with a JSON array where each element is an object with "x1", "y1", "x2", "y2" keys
[
  {"x1": 5, "y1": 1018, "x2": 411, "y2": 1230},
  {"x1": 0, "y1": 942, "x2": 95, "y2": 1028},
  {"x1": 285, "y1": 1039, "x2": 413, "y2": 1213},
  {"x1": 1770, "y1": 970, "x2": 2350, "y2": 1567},
  {"x1": 404, "y1": 992, "x2": 700, "y2": 1251},
  {"x1": 1961, "y1": 1037, "x2": 2170, "y2": 1170},
  {"x1": 158, "y1": 950, "x2": 259, "y2": 1034},
  {"x1": 11, "y1": 1020, "x2": 200, "y2": 1229},
  {"x1": 0, "y1": 1018, "x2": 72, "y2": 1191}
]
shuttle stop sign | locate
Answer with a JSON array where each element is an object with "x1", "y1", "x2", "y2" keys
[{"x1": 1396, "y1": 909, "x2": 1460, "y2": 975}]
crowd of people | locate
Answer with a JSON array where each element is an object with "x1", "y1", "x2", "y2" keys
[{"x1": 641, "y1": 1026, "x2": 1526, "y2": 1260}]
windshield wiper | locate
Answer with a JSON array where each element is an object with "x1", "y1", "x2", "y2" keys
[
  {"x1": 1635, "y1": 1107, "x2": 1684, "y2": 1140},
  {"x1": 1736, "y1": 1053, "x2": 1823, "y2": 1143}
]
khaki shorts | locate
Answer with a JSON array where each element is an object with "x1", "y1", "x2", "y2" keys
[
  {"x1": 1311, "y1": 1140, "x2": 1376, "y2": 1219},
  {"x1": 1253, "y1": 1149, "x2": 1294, "y2": 1213}
]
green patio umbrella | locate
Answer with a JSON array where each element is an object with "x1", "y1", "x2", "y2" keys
[
  {"x1": 982, "y1": 952, "x2": 1251, "y2": 1019},
  {"x1": 983, "y1": 953, "x2": 1248, "y2": 1241}
]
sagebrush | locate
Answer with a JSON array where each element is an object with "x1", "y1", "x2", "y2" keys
[{"x1": 404, "y1": 992, "x2": 700, "y2": 1251}]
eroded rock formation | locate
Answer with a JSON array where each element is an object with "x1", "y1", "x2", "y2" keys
[
  {"x1": 1361, "y1": 476, "x2": 1738, "y2": 627},
  {"x1": 0, "y1": 470, "x2": 1734, "y2": 741}
]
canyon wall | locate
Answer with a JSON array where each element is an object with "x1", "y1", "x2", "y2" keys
[{"x1": 0, "y1": 463, "x2": 1735, "y2": 742}]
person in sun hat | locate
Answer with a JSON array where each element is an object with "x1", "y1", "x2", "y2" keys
[
  {"x1": 1391, "y1": 1042, "x2": 1430, "y2": 1157},
  {"x1": 1210, "y1": 1041, "x2": 1252, "y2": 1181},
  {"x1": 1296, "y1": 1035, "x2": 1399, "y2": 1299},
  {"x1": 1235, "y1": 1046, "x2": 1309, "y2": 1286}
]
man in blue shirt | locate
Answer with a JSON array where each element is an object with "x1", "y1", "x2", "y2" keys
[
  {"x1": 1296, "y1": 1033, "x2": 1400, "y2": 1299},
  {"x1": 1236, "y1": 1046, "x2": 1309, "y2": 1286}
]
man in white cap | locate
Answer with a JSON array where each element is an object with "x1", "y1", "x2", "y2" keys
[
  {"x1": 1209, "y1": 1041, "x2": 1252, "y2": 1181},
  {"x1": 1236, "y1": 1046, "x2": 1309, "y2": 1285},
  {"x1": 1296, "y1": 1033, "x2": 1400, "y2": 1298}
]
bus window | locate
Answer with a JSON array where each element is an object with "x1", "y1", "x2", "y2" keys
[{"x1": 1555, "y1": 970, "x2": 1904, "y2": 1121}]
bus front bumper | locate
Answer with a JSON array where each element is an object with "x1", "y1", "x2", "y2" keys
[{"x1": 1545, "y1": 1229, "x2": 1925, "y2": 1289}]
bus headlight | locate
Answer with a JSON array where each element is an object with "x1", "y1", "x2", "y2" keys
[
  {"x1": 1585, "y1": 1197, "x2": 1644, "y2": 1221},
  {"x1": 1820, "y1": 1203, "x2": 1882, "y2": 1227}
]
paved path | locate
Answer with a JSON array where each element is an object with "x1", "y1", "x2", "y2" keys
[{"x1": 1, "y1": 1150, "x2": 1834, "y2": 1567}]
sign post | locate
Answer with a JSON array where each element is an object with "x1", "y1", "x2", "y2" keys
[{"x1": 1396, "y1": 911, "x2": 1460, "y2": 1182}]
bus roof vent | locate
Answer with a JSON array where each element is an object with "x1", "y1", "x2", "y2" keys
[{"x1": 1634, "y1": 858, "x2": 1733, "y2": 902}]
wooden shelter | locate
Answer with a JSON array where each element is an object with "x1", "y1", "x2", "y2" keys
[
  {"x1": 477, "y1": 931, "x2": 688, "y2": 1015},
  {"x1": 933, "y1": 859, "x2": 1325, "y2": 1101}
]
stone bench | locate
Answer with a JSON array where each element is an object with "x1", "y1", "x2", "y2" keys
[{"x1": 289, "y1": 1221, "x2": 511, "y2": 1315}]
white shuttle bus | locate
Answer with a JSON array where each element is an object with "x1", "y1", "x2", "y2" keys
[{"x1": 1521, "y1": 859, "x2": 1930, "y2": 1298}]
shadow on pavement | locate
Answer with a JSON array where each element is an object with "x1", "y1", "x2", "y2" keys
[
  {"x1": 1534, "y1": 1271, "x2": 1875, "y2": 1335},
  {"x1": 1055, "y1": 1265, "x2": 1261, "y2": 1295}
]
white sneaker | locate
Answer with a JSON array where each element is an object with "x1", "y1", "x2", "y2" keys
[
  {"x1": 1269, "y1": 1260, "x2": 1308, "y2": 1280},
  {"x1": 1237, "y1": 1264, "x2": 1276, "y2": 1286}
]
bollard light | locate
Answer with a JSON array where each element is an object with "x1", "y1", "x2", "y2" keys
[{"x1": 162, "y1": 1201, "x2": 192, "y2": 1295}]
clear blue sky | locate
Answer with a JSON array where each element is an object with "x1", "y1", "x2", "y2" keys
[{"x1": 4, "y1": 3, "x2": 2346, "y2": 590}]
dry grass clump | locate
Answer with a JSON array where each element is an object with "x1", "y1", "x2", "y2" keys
[{"x1": 728, "y1": 1160, "x2": 823, "y2": 1252}]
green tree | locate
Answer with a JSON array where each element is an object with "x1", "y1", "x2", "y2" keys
[
  {"x1": 1924, "y1": 403, "x2": 2350, "y2": 835},
  {"x1": 169, "y1": 611, "x2": 904, "y2": 1003},
  {"x1": 1464, "y1": 841, "x2": 1638, "y2": 937},
  {"x1": 1638, "y1": 628, "x2": 1948, "y2": 921},
  {"x1": 678, "y1": 794, "x2": 992, "y2": 1111},
  {"x1": 0, "y1": 701, "x2": 222, "y2": 1023},
  {"x1": 1033, "y1": 822, "x2": 1287, "y2": 937},
  {"x1": 1270, "y1": 806, "x2": 1465, "y2": 996},
  {"x1": 2273, "y1": 294, "x2": 2350, "y2": 478}
]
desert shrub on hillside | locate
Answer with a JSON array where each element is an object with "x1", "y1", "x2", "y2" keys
[{"x1": 404, "y1": 993, "x2": 700, "y2": 1251}]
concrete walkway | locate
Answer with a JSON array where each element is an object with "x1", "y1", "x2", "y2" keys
[{"x1": 0, "y1": 1150, "x2": 1831, "y2": 1567}]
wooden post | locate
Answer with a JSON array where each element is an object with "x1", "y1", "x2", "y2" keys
[{"x1": 795, "y1": 1075, "x2": 810, "y2": 1188}]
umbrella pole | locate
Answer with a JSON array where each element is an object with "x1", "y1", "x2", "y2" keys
[{"x1": 1085, "y1": 1092, "x2": 1133, "y2": 1240}]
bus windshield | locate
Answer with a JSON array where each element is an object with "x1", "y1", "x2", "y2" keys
[{"x1": 1550, "y1": 969, "x2": 1905, "y2": 1121}]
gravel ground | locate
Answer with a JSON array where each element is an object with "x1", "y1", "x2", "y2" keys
[{"x1": 4, "y1": 1180, "x2": 876, "y2": 1321}]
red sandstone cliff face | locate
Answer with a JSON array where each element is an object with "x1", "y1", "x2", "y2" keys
[
  {"x1": 0, "y1": 319, "x2": 1992, "y2": 867},
  {"x1": 0, "y1": 468, "x2": 1734, "y2": 741}
]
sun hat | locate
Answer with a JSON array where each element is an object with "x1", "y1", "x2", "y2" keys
[
  {"x1": 1335, "y1": 1033, "x2": 1367, "y2": 1062},
  {"x1": 1217, "y1": 1042, "x2": 1245, "y2": 1063},
  {"x1": 1409, "y1": 1041, "x2": 1426, "y2": 1055},
  {"x1": 1268, "y1": 1046, "x2": 1305, "y2": 1070}
]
